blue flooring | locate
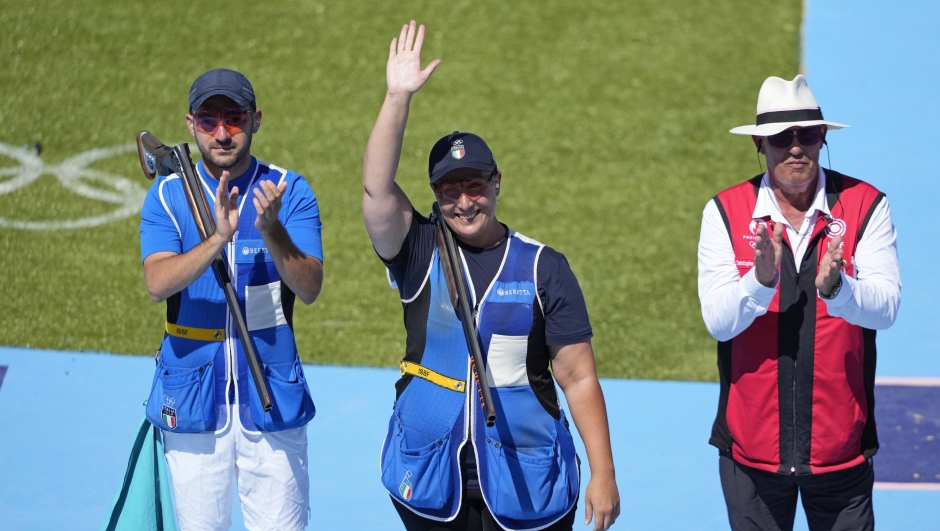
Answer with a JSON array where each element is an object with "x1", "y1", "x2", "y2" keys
[
  {"x1": 804, "y1": 0, "x2": 940, "y2": 376},
  {"x1": 1, "y1": 347, "x2": 938, "y2": 531}
]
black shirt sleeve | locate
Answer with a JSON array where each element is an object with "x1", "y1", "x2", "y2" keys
[
  {"x1": 382, "y1": 209, "x2": 438, "y2": 301},
  {"x1": 536, "y1": 247, "x2": 593, "y2": 346}
]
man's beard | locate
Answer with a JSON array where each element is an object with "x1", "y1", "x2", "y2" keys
[{"x1": 198, "y1": 135, "x2": 252, "y2": 170}]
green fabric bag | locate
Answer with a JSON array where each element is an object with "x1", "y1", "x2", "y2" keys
[{"x1": 100, "y1": 418, "x2": 177, "y2": 531}]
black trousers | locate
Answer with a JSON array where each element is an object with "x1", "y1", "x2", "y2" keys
[
  {"x1": 719, "y1": 454, "x2": 874, "y2": 531},
  {"x1": 391, "y1": 490, "x2": 578, "y2": 531}
]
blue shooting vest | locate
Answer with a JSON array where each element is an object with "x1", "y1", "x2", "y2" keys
[
  {"x1": 145, "y1": 159, "x2": 315, "y2": 434},
  {"x1": 380, "y1": 231, "x2": 579, "y2": 531}
]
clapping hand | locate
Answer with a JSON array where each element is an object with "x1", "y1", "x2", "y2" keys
[
  {"x1": 754, "y1": 221, "x2": 784, "y2": 287},
  {"x1": 253, "y1": 180, "x2": 288, "y2": 234},
  {"x1": 386, "y1": 21, "x2": 441, "y2": 97},
  {"x1": 816, "y1": 234, "x2": 844, "y2": 297},
  {"x1": 214, "y1": 170, "x2": 240, "y2": 242}
]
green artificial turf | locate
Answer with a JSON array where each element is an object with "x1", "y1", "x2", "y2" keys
[{"x1": 0, "y1": 0, "x2": 801, "y2": 380}]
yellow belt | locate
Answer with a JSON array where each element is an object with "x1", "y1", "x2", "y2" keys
[
  {"x1": 400, "y1": 361, "x2": 466, "y2": 393},
  {"x1": 165, "y1": 322, "x2": 226, "y2": 342}
]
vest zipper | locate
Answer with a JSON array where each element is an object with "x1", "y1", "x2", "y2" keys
[
  {"x1": 790, "y1": 229, "x2": 826, "y2": 474},
  {"x1": 791, "y1": 266, "x2": 799, "y2": 475},
  {"x1": 228, "y1": 240, "x2": 236, "y2": 387},
  {"x1": 791, "y1": 365, "x2": 797, "y2": 475}
]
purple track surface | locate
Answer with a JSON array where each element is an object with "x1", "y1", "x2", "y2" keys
[{"x1": 873, "y1": 385, "x2": 940, "y2": 485}]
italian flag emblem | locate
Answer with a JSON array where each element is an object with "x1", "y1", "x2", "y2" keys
[
  {"x1": 162, "y1": 404, "x2": 178, "y2": 429},
  {"x1": 451, "y1": 139, "x2": 465, "y2": 160},
  {"x1": 399, "y1": 470, "x2": 413, "y2": 500}
]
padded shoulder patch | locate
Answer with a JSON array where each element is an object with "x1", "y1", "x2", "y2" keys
[{"x1": 511, "y1": 231, "x2": 544, "y2": 248}]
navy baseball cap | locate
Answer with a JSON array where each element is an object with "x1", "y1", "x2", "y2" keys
[
  {"x1": 428, "y1": 132, "x2": 497, "y2": 184},
  {"x1": 188, "y1": 68, "x2": 256, "y2": 111}
]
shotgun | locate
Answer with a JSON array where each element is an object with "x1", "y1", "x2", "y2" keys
[{"x1": 432, "y1": 202, "x2": 496, "y2": 427}]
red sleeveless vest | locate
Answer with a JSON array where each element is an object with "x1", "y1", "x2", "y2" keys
[{"x1": 709, "y1": 169, "x2": 885, "y2": 475}]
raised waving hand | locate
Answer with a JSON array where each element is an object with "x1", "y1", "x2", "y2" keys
[
  {"x1": 363, "y1": 21, "x2": 441, "y2": 260},
  {"x1": 387, "y1": 21, "x2": 441, "y2": 97}
]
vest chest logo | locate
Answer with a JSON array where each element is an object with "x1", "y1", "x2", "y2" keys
[
  {"x1": 235, "y1": 239, "x2": 274, "y2": 264},
  {"x1": 741, "y1": 219, "x2": 768, "y2": 248},
  {"x1": 824, "y1": 217, "x2": 846, "y2": 237},
  {"x1": 492, "y1": 281, "x2": 535, "y2": 304}
]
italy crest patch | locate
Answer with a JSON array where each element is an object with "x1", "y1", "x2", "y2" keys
[
  {"x1": 451, "y1": 139, "x2": 465, "y2": 160},
  {"x1": 161, "y1": 404, "x2": 178, "y2": 429},
  {"x1": 399, "y1": 470, "x2": 413, "y2": 500}
]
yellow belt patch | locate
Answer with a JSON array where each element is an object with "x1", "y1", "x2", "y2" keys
[
  {"x1": 165, "y1": 322, "x2": 225, "y2": 342},
  {"x1": 400, "y1": 361, "x2": 466, "y2": 393}
]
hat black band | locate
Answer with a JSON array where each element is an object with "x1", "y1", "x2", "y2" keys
[{"x1": 755, "y1": 108, "x2": 824, "y2": 126}]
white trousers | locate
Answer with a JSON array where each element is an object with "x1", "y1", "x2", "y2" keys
[{"x1": 163, "y1": 407, "x2": 310, "y2": 531}]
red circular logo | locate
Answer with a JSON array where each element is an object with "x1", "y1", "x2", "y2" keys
[
  {"x1": 749, "y1": 219, "x2": 762, "y2": 234},
  {"x1": 826, "y1": 218, "x2": 846, "y2": 237}
]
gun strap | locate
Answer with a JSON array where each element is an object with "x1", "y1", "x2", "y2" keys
[
  {"x1": 165, "y1": 322, "x2": 226, "y2": 341},
  {"x1": 400, "y1": 361, "x2": 466, "y2": 393}
]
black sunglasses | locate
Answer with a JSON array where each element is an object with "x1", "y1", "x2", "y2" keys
[{"x1": 765, "y1": 126, "x2": 825, "y2": 149}]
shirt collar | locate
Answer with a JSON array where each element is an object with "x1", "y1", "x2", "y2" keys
[
  {"x1": 196, "y1": 156, "x2": 258, "y2": 186},
  {"x1": 752, "y1": 167, "x2": 829, "y2": 226}
]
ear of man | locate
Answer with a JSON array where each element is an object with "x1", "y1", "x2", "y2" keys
[
  {"x1": 251, "y1": 109, "x2": 262, "y2": 134},
  {"x1": 751, "y1": 135, "x2": 764, "y2": 154}
]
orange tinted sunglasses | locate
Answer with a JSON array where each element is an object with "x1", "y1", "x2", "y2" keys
[{"x1": 192, "y1": 109, "x2": 252, "y2": 134}]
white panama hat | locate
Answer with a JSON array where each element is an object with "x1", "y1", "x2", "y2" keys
[{"x1": 730, "y1": 75, "x2": 849, "y2": 136}]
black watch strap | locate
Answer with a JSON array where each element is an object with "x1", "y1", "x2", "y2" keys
[{"x1": 821, "y1": 275, "x2": 843, "y2": 300}]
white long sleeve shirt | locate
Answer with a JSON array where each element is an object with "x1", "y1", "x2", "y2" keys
[{"x1": 697, "y1": 170, "x2": 901, "y2": 342}]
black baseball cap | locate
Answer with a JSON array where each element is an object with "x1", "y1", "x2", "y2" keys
[
  {"x1": 428, "y1": 132, "x2": 497, "y2": 184},
  {"x1": 188, "y1": 68, "x2": 256, "y2": 111}
]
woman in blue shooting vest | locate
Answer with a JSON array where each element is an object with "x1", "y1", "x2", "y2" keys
[{"x1": 363, "y1": 22, "x2": 620, "y2": 531}]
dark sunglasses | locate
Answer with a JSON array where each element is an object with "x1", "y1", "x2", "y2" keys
[
  {"x1": 192, "y1": 109, "x2": 252, "y2": 135},
  {"x1": 433, "y1": 178, "x2": 495, "y2": 203},
  {"x1": 765, "y1": 126, "x2": 825, "y2": 149}
]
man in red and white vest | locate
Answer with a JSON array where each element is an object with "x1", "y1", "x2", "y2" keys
[{"x1": 698, "y1": 75, "x2": 901, "y2": 531}]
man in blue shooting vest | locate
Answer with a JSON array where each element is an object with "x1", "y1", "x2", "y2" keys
[
  {"x1": 363, "y1": 22, "x2": 620, "y2": 531},
  {"x1": 139, "y1": 68, "x2": 323, "y2": 531}
]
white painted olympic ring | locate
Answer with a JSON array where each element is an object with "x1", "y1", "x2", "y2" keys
[{"x1": 0, "y1": 141, "x2": 149, "y2": 230}]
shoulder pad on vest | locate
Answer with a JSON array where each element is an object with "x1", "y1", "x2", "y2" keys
[
  {"x1": 511, "y1": 231, "x2": 544, "y2": 248},
  {"x1": 265, "y1": 163, "x2": 290, "y2": 185}
]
